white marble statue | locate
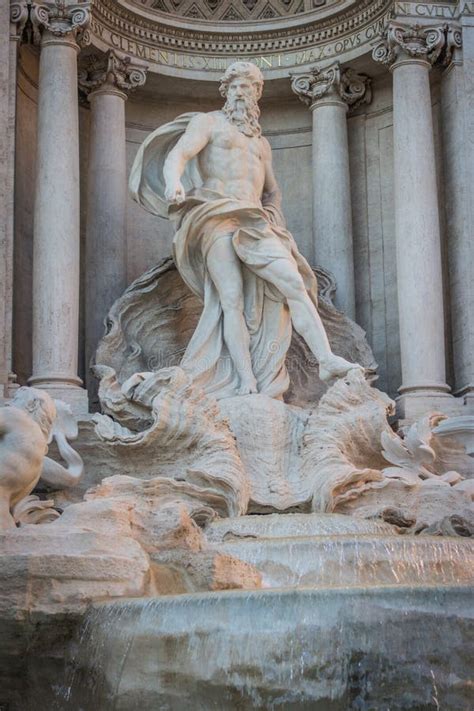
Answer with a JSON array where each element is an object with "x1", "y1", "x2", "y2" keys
[
  {"x1": 0, "y1": 387, "x2": 84, "y2": 529},
  {"x1": 130, "y1": 61, "x2": 362, "y2": 399}
]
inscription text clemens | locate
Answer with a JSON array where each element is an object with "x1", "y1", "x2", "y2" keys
[{"x1": 89, "y1": 15, "x2": 391, "y2": 73}]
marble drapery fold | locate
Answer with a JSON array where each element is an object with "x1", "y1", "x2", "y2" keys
[{"x1": 129, "y1": 113, "x2": 319, "y2": 399}]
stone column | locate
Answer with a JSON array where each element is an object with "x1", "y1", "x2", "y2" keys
[
  {"x1": 373, "y1": 22, "x2": 458, "y2": 419},
  {"x1": 441, "y1": 20, "x2": 474, "y2": 412},
  {"x1": 0, "y1": 2, "x2": 28, "y2": 399},
  {"x1": 79, "y1": 51, "x2": 147, "y2": 404},
  {"x1": 291, "y1": 62, "x2": 371, "y2": 319},
  {"x1": 29, "y1": 1, "x2": 90, "y2": 413}
]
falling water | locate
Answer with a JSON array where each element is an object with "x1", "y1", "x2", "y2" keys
[
  {"x1": 211, "y1": 535, "x2": 474, "y2": 589},
  {"x1": 49, "y1": 513, "x2": 474, "y2": 710},
  {"x1": 57, "y1": 583, "x2": 474, "y2": 710}
]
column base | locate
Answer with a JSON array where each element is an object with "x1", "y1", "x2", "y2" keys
[
  {"x1": 27, "y1": 377, "x2": 89, "y2": 415},
  {"x1": 396, "y1": 389, "x2": 464, "y2": 421}
]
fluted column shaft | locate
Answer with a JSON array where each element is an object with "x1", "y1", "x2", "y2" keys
[
  {"x1": 291, "y1": 63, "x2": 371, "y2": 319},
  {"x1": 29, "y1": 1, "x2": 90, "y2": 412}
]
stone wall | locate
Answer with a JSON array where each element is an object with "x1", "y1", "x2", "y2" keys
[{"x1": 13, "y1": 47, "x2": 38, "y2": 387}]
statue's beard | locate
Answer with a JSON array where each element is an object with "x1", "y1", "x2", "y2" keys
[{"x1": 222, "y1": 95, "x2": 261, "y2": 137}]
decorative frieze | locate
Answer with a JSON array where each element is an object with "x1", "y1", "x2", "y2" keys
[
  {"x1": 91, "y1": 0, "x2": 393, "y2": 64},
  {"x1": 291, "y1": 61, "x2": 371, "y2": 109},
  {"x1": 372, "y1": 21, "x2": 462, "y2": 68},
  {"x1": 78, "y1": 50, "x2": 147, "y2": 97},
  {"x1": 31, "y1": 0, "x2": 90, "y2": 45}
]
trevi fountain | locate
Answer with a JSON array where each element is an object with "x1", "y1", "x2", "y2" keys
[{"x1": 1, "y1": 1, "x2": 473, "y2": 709}]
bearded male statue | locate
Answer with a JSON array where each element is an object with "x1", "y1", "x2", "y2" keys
[{"x1": 130, "y1": 62, "x2": 362, "y2": 399}]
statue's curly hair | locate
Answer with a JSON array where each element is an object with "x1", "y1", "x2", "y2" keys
[
  {"x1": 219, "y1": 61, "x2": 264, "y2": 100},
  {"x1": 13, "y1": 387, "x2": 57, "y2": 441}
]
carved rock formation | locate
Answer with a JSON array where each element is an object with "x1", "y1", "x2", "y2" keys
[
  {"x1": 91, "y1": 358, "x2": 473, "y2": 533},
  {"x1": 93, "y1": 366, "x2": 249, "y2": 518},
  {"x1": 306, "y1": 370, "x2": 474, "y2": 532}
]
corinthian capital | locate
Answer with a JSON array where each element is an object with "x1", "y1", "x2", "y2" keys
[
  {"x1": 31, "y1": 0, "x2": 90, "y2": 45},
  {"x1": 78, "y1": 50, "x2": 148, "y2": 98},
  {"x1": 372, "y1": 21, "x2": 462, "y2": 68},
  {"x1": 291, "y1": 62, "x2": 371, "y2": 110}
]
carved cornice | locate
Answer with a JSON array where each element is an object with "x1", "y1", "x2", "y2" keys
[
  {"x1": 137, "y1": 0, "x2": 317, "y2": 21},
  {"x1": 78, "y1": 49, "x2": 148, "y2": 96},
  {"x1": 372, "y1": 20, "x2": 462, "y2": 68},
  {"x1": 31, "y1": 0, "x2": 91, "y2": 45},
  {"x1": 10, "y1": 1, "x2": 30, "y2": 40},
  {"x1": 93, "y1": 0, "x2": 392, "y2": 56},
  {"x1": 291, "y1": 61, "x2": 371, "y2": 109}
]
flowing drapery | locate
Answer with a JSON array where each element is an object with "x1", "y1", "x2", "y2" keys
[{"x1": 129, "y1": 113, "x2": 319, "y2": 399}]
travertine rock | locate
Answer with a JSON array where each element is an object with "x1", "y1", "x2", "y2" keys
[
  {"x1": 56, "y1": 473, "x2": 262, "y2": 596},
  {"x1": 0, "y1": 525, "x2": 150, "y2": 616},
  {"x1": 89, "y1": 363, "x2": 472, "y2": 532},
  {"x1": 93, "y1": 366, "x2": 249, "y2": 518},
  {"x1": 219, "y1": 393, "x2": 310, "y2": 511},
  {"x1": 305, "y1": 370, "x2": 473, "y2": 531}
]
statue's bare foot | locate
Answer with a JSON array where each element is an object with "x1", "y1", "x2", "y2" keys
[
  {"x1": 237, "y1": 376, "x2": 258, "y2": 396},
  {"x1": 319, "y1": 354, "x2": 364, "y2": 383}
]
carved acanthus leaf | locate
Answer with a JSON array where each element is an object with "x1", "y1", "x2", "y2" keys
[
  {"x1": 78, "y1": 49, "x2": 148, "y2": 96},
  {"x1": 372, "y1": 21, "x2": 462, "y2": 68},
  {"x1": 291, "y1": 61, "x2": 371, "y2": 109},
  {"x1": 31, "y1": 0, "x2": 90, "y2": 44}
]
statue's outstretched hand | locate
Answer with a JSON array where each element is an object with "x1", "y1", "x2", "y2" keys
[{"x1": 165, "y1": 180, "x2": 186, "y2": 204}]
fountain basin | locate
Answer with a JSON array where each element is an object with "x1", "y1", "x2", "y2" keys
[
  {"x1": 63, "y1": 585, "x2": 474, "y2": 710},
  {"x1": 212, "y1": 535, "x2": 474, "y2": 589}
]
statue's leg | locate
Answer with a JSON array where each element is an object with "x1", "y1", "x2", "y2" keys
[
  {"x1": 207, "y1": 236, "x2": 258, "y2": 395},
  {"x1": 256, "y1": 259, "x2": 363, "y2": 381}
]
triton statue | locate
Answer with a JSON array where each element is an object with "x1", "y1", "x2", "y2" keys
[{"x1": 130, "y1": 61, "x2": 362, "y2": 399}]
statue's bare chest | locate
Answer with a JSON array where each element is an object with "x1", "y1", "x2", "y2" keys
[{"x1": 209, "y1": 123, "x2": 263, "y2": 161}]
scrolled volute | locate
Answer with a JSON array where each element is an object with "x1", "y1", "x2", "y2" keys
[
  {"x1": 31, "y1": 0, "x2": 90, "y2": 43},
  {"x1": 291, "y1": 61, "x2": 371, "y2": 109},
  {"x1": 10, "y1": 1, "x2": 29, "y2": 39},
  {"x1": 372, "y1": 21, "x2": 462, "y2": 68},
  {"x1": 79, "y1": 49, "x2": 148, "y2": 96}
]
